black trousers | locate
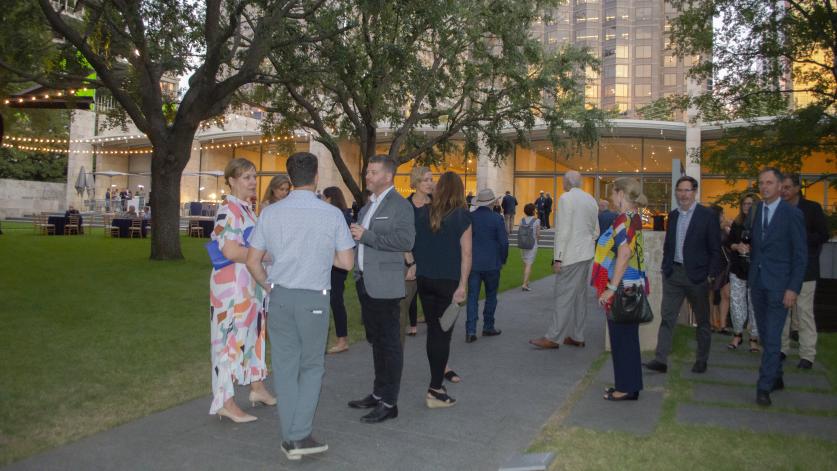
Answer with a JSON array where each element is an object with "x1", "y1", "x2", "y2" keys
[
  {"x1": 409, "y1": 291, "x2": 418, "y2": 327},
  {"x1": 417, "y1": 276, "x2": 458, "y2": 390},
  {"x1": 330, "y1": 267, "x2": 349, "y2": 338},
  {"x1": 608, "y1": 319, "x2": 643, "y2": 393},
  {"x1": 357, "y1": 277, "x2": 403, "y2": 405}
]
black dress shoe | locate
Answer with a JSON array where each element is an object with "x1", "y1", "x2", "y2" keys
[
  {"x1": 798, "y1": 359, "x2": 813, "y2": 369},
  {"x1": 691, "y1": 360, "x2": 708, "y2": 373},
  {"x1": 756, "y1": 390, "x2": 772, "y2": 407},
  {"x1": 465, "y1": 334, "x2": 478, "y2": 343},
  {"x1": 348, "y1": 394, "x2": 379, "y2": 409},
  {"x1": 643, "y1": 360, "x2": 668, "y2": 373},
  {"x1": 360, "y1": 403, "x2": 398, "y2": 423},
  {"x1": 772, "y1": 377, "x2": 784, "y2": 391},
  {"x1": 482, "y1": 328, "x2": 502, "y2": 336}
]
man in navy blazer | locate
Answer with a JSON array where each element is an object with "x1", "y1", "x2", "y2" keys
[
  {"x1": 742, "y1": 168, "x2": 807, "y2": 407},
  {"x1": 645, "y1": 176, "x2": 721, "y2": 375},
  {"x1": 466, "y1": 189, "x2": 509, "y2": 342}
]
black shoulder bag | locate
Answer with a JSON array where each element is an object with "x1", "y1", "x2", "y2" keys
[{"x1": 610, "y1": 235, "x2": 654, "y2": 324}]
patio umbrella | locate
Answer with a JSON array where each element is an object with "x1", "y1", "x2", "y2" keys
[
  {"x1": 85, "y1": 169, "x2": 96, "y2": 198},
  {"x1": 201, "y1": 170, "x2": 225, "y2": 197},
  {"x1": 74, "y1": 166, "x2": 88, "y2": 196}
]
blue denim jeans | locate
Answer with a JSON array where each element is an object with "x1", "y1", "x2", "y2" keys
[{"x1": 466, "y1": 270, "x2": 500, "y2": 335}]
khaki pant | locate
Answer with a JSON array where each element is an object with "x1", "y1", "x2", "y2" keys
[
  {"x1": 782, "y1": 280, "x2": 817, "y2": 362},
  {"x1": 503, "y1": 214, "x2": 515, "y2": 233}
]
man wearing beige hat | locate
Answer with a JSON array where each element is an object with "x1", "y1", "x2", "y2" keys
[
  {"x1": 466, "y1": 189, "x2": 509, "y2": 343},
  {"x1": 530, "y1": 171, "x2": 599, "y2": 349}
]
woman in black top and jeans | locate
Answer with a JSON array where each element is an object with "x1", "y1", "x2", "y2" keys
[
  {"x1": 323, "y1": 186, "x2": 353, "y2": 354},
  {"x1": 412, "y1": 172, "x2": 472, "y2": 408}
]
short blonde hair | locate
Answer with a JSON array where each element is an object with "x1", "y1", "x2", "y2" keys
[
  {"x1": 613, "y1": 177, "x2": 648, "y2": 206},
  {"x1": 224, "y1": 158, "x2": 256, "y2": 187},
  {"x1": 410, "y1": 166, "x2": 431, "y2": 189}
]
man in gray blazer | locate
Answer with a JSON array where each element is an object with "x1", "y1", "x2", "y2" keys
[{"x1": 348, "y1": 155, "x2": 416, "y2": 423}]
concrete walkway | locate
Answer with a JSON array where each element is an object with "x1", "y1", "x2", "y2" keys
[{"x1": 5, "y1": 274, "x2": 606, "y2": 471}]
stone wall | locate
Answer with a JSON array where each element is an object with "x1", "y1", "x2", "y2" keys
[{"x1": 0, "y1": 178, "x2": 67, "y2": 218}]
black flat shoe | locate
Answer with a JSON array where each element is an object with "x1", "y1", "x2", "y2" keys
[
  {"x1": 772, "y1": 377, "x2": 784, "y2": 391},
  {"x1": 465, "y1": 334, "x2": 477, "y2": 343},
  {"x1": 643, "y1": 360, "x2": 668, "y2": 373},
  {"x1": 360, "y1": 403, "x2": 398, "y2": 423},
  {"x1": 603, "y1": 390, "x2": 639, "y2": 401},
  {"x1": 756, "y1": 390, "x2": 771, "y2": 407},
  {"x1": 691, "y1": 361, "x2": 707, "y2": 373},
  {"x1": 348, "y1": 394, "x2": 379, "y2": 409},
  {"x1": 482, "y1": 328, "x2": 502, "y2": 337}
]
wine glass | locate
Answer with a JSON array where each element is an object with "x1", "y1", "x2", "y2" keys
[{"x1": 740, "y1": 229, "x2": 751, "y2": 261}]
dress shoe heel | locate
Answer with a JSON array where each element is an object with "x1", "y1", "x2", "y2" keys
[
  {"x1": 217, "y1": 407, "x2": 258, "y2": 423},
  {"x1": 426, "y1": 388, "x2": 457, "y2": 408},
  {"x1": 249, "y1": 390, "x2": 277, "y2": 407}
]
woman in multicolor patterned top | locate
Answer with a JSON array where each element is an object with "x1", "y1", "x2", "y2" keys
[
  {"x1": 591, "y1": 177, "x2": 649, "y2": 401},
  {"x1": 209, "y1": 158, "x2": 276, "y2": 423}
]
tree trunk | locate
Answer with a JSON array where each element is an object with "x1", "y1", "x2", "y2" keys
[{"x1": 149, "y1": 137, "x2": 191, "y2": 260}]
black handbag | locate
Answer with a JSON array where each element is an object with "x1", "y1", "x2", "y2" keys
[{"x1": 610, "y1": 240, "x2": 654, "y2": 324}]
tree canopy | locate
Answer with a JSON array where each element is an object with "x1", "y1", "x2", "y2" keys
[
  {"x1": 668, "y1": 0, "x2": 837, "y2": 184},
  {"x1": 252, "y1": 0, "x2": 607, "y2": 202},
  {"x1": 1, "y1": 0, "x2": 326, "y2": 260}
]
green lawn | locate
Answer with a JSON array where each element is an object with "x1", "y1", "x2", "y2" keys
[
  {"x1": 530, "y1": 326, "x2": 837, "y2": 470},
  {"x1": 0, "y1": 222, "x2": 553, "y2": 465}
]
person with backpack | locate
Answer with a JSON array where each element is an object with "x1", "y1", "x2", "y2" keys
[
  {"x1": 518, "y1": 203, "x2": 540, "y2": 291},
  {"x1": 530, "y1": 171, "x2": 600, "y2": 349}
]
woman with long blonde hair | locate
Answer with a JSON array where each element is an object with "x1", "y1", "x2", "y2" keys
[
  {"x1": 411, "y1": 172, "x2": 472, "y2": 408},
  {"x1": 260, "y1": 174, "x2": 291, "y2": 210}
]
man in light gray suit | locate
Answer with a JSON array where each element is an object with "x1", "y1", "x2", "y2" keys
[{"x1": 348, "y1": 155, "x2": 416, "y2": 423}]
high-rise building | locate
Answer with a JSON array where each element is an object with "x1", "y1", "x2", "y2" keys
[{"x1": 531, "y1": 0, "x2": 706, "y2": 118}]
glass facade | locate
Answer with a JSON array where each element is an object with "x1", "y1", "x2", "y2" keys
[{"x1": 513, "y1": 137, "x2": 687, "y2": 216}]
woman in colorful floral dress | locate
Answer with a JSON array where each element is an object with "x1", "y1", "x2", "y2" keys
[{"x1": 209, "y1": 158, "x2": 276, "y2": 422}]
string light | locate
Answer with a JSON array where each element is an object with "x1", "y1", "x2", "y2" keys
[
  {"x1": 2, "y1": 88, "x2": 89, "y2": 105},
  {"x1": 5, "y1": 134, "x2": 147, "y2": 145},
  {"x1": 2, "y1": 142, "x2": 153, "y2": 155}
]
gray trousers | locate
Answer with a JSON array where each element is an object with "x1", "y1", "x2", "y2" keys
[
  {"x1": 546, "y1": 259, "x2": 592, "y2": 343},
  {"x1": 655, "y1": 264, "x2": 711, "y2": 364},
  {"x1": 268, "y1": 285, "x2": 330, "y2": 442}
]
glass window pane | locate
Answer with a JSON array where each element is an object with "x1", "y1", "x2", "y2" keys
[
  {"x1": 557, "y1": 144, "x2": 597, "y2": 173},
  {"x1": 802, "y1": 150, "x2": 835, "y2": 173},
  {"x1": 642, "y1": 176, "x2": 672, "y2": 215},
  {"x1": 804, "y1": 180, "x2": 826, "y2": 207},
  {"x1": 643, "y1": 139, "x2": 682, "y2": 172},
  {"x1": 515, "y1": 142, "x2": 555, "y2": 172},
  {"x1": 700, "y1": 178, "x2": 752, "y2": 219},
  {"x1": 599, "y1": 138, "x2": 642, "y2": 173},
  {"x1": 514, "y1": 177, "x2": 556, "y2": 213}
]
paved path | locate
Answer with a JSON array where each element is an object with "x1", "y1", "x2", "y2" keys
[
  {"x1": 5, "y1": 275, "x2": 606, "y2": 471},
  {"x1": 565, "y1": 330, "x2": 837, "y2": 442}
]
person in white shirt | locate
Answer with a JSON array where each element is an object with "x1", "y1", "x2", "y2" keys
[{"x1": 529, "y1": 171, "x2": 599, "y2": 349}]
